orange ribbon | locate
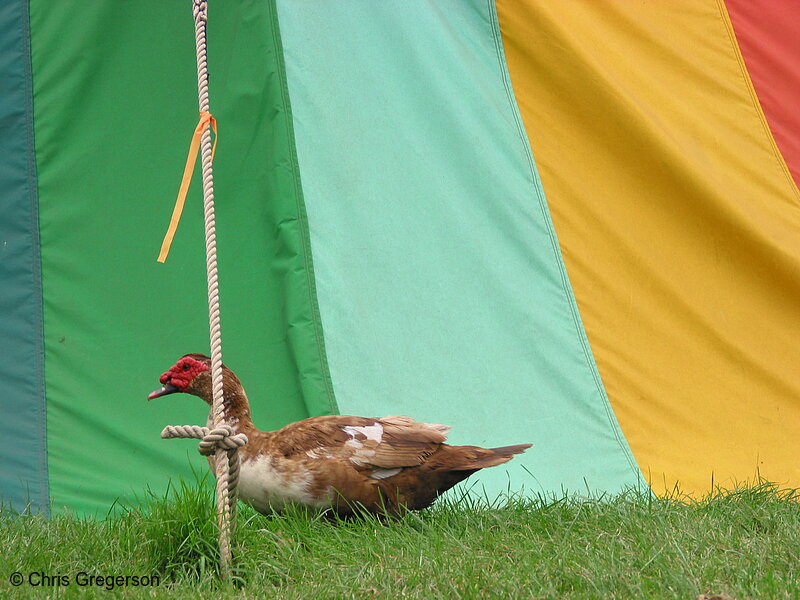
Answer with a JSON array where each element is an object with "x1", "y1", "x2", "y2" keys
[{"x1": 157, "y1": 110, "x2": 218, "y2": 263}]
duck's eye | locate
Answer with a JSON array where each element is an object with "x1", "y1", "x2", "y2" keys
[{"x1": 182, "y1": 363, "x2": 190, "y2": 371}]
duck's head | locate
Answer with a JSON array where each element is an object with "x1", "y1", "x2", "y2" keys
[
  {"x1": 148, "y1": 353, "x2": 214, "y2": 403},
  {"x1": 149, "y1": 353, "x2": 252, "y2": 426}
]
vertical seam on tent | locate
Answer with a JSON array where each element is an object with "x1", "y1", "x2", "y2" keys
[
  {"x1": 268, "y1": 0, "x2": 338, "y2": 416},
  {"x1": 21, "y1": 0, "x2": 50, "y2": 517},
  {"x1": 715, "y1": 0, "x2": 800, "y2": 202},
  {"x1": 487, "y1": 0, "x2": 644, "y2": 484}
]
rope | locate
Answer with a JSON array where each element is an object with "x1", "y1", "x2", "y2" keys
[
  {"x1": 161, "y1": 425, "x2": 248, "y2": 454},
  {"x1": 161, "y1": 425, "x2": 248, "y2": 498},
  {"x1": 157, "y1": 0, "x2": 245, "y2": 580},
  {"x1": 193, "y1": 0, "x2": 239, "y2": 579}
]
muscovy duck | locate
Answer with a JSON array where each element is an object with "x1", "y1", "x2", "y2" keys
[{"x1": 148, "y1": 353, "x2": 531, "y2": 516}]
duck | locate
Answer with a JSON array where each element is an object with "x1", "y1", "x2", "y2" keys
[{"x1": 148, "y1": 353, "x2": 531, "y2": 517}]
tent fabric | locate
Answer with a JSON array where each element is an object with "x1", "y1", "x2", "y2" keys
[
  {"x1": 0, "y1": 0, "x2": 48, "y2": 515},
  {"x1": 274, "y1": 0, "x2": 643, "y2": 497},
  {"x1": 496, "y1": 0, "x2": 800, "y2": 495},
  {"x1": 2, "y1": 1, "x2": 799, "y2": 515},
  {"x1": 27, "y1": 0, "x2": 335, "y2": 515},
  {"x1": 725, "y1": 0, "x2": 800, "y2": 189}
]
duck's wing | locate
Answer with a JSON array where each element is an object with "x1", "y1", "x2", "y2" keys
[{"x1": 269, "y1": 414, "x2": 451, "y2": 470}]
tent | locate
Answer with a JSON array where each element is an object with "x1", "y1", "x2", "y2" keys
[{"x1": 2, "y1": 0, "x2": 798, "y2": 516}]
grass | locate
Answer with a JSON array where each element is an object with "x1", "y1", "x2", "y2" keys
[{"x1": 1, "y1": 479, "x2": 799, "y2": 599}]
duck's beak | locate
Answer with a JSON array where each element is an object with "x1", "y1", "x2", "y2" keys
[{"x1": 148, "y1": 382, "x2": 180, "y2": 400}]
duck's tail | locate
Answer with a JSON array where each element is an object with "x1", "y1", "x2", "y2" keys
[
  {"x1": 438, "y1": 442, "x2": 532, "y2": 471},
  {"x1": 391, "y1": 442, "x2": 532, "y2": 512},
  {"x1": 465, "y1": 443, "x2": 532, "y2": 469}
]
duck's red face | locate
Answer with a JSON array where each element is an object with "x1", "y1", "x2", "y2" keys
[{"x1": 148, "y1": 354, "x2": 210, "y2": 399}]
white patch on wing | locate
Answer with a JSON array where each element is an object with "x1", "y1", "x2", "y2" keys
[
  {"x1": 237, "y1": 455, "x2": 331, "y2": 512},
  {"x1": 348, "y1": 447, "x2": 376, "y2": 467},
  {"x1": 306, "y1": 447, "x2": 334, "y2": 460},
  {"x1": 369, "y1": 467, "x2": 401, "y2": 480},
  {"x1": 345, "y1": 438, "x2": 363, "y2": 449},
  {"x1": 342, "y1": 422, "x2": 384, "y2": 443},
  {"x1": 340, "y1": 423, "x2": 384, "y2": 467}
]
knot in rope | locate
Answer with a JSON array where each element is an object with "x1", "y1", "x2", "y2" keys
[
  {"x1": 198, "y1": 425, "x2": 248, "y2": 456},
  {"x1": 160, "y1": 424, "x2": 248, "y2": 456}
]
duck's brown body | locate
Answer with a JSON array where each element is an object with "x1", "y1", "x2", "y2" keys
[
  {"x1": 149, "y1": 354, "x2": 531, "y2": 516},
  {"x1": 233, "y1": 414, "x2": 529, "y2": 515}
]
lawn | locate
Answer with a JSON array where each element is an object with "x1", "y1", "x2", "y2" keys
[{"x1": 1, "y1": 480, "x2": 798, "y2": 599}]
